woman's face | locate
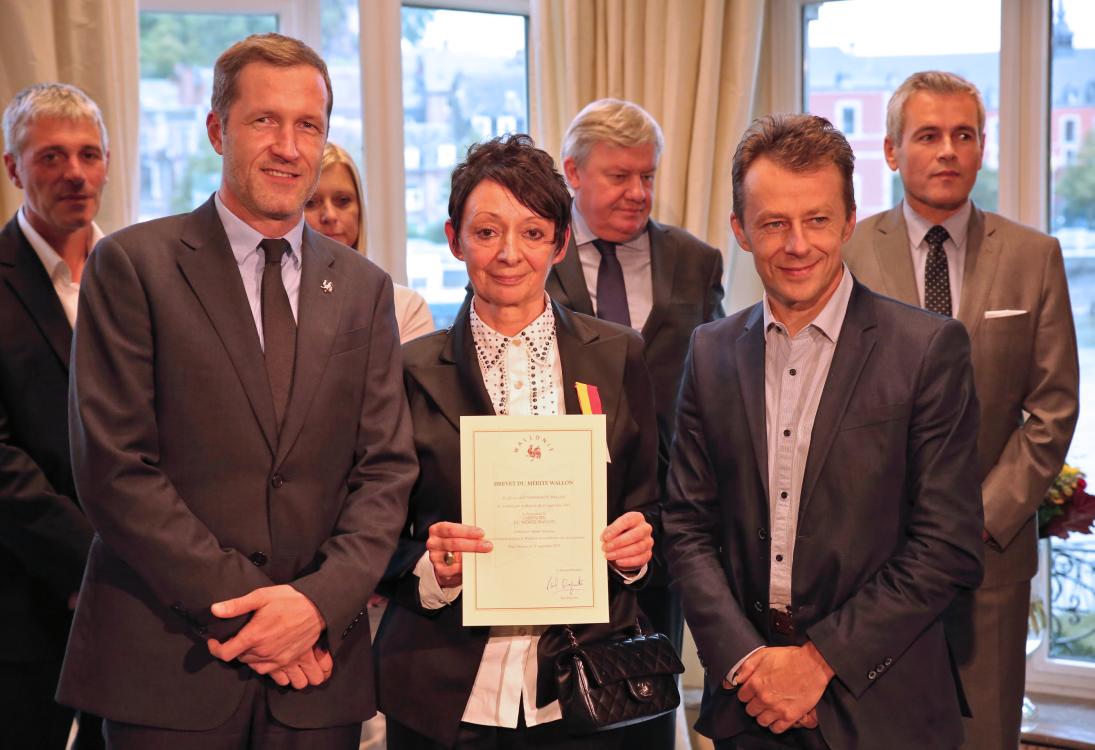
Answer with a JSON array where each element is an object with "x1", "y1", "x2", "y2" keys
[
  {"x1": 446, "y1": 179, "x2": 568, "y2": 332},
  {"x1": 304, "y1": 162, "x2": 361, "y2": 248}
]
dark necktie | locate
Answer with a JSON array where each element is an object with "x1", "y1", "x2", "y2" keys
[
  {"x1": 923, "y1": 225, "x2": 952, "y2": 317},
  {"x1": 260, "y1": 238, "x2": 296, "y2": 429},
  {"x1": 593, "y1": 239, "x2": 630, "y2": 327}
]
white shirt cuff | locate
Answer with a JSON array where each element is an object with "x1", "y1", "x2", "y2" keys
[
  {"x1": 611, "y1": 562, "x2": 648, "y2": 584},
  {"x1": 414, "y1": 551, "x2": 462, "y2": 610},
  {"x1": 726, "y1": 646, "x2": 766, "y2": 688}
]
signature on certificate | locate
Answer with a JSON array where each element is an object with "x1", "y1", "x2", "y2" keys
[{"x1": 545, "y1": 575, "x2": 585, "y2": 593}]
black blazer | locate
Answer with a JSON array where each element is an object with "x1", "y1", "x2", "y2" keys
[
  {"x1": 376, "y1": 300, "x2": 659, "y2": 747},
  {"x1": 664, "y1": 279, "x2": 985, "y2": 750},
  {"x1": 0, "y1": 214, "x2": 94, "y2": 661},
  {"x1": 58, "y1": 197, "x2": 418, "y2": 730},
  {"x1": 546, "y1": 218, "x2": 724, "y2": 482}
]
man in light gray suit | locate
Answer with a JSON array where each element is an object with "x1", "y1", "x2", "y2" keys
[
  {"x1": 844, "y1": 70, "x2": 1079, "y2": 750},
  {"x1": 59, "y1": 33, "x2": 416, "y2": 748}
]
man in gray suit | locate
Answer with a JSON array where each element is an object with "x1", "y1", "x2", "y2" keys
[
  {"x1": 665, "y1": 113, "x2": 984, "y2": 749},
  {"x1": 844, "y1": 71, "x2": 1079, "y2": 750},
  {"x1": 59, "y1": 33, "x2": 416, "y2": 748}
]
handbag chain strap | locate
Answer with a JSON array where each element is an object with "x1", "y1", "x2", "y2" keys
[{"x1": 562, "y1": 618, "x2": 645, "y2": 648}]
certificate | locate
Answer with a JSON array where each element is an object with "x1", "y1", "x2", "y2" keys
[{"x1": 460, "y1": 414, "x2": 608, "y2": 626}]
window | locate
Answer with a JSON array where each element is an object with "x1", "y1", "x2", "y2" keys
[
  {"x1": 1042, "y1": 0, "x2": 1095, "y2": 680},
  {"x1": 400, "y1": 5, "x2": 529, "y2": 327},
  {"x1": 803, "y1": 0, "x2": 1001, "y2": 219},
  {"x1": 137, "y1": 10, "x2": 278, "y2": 221}
]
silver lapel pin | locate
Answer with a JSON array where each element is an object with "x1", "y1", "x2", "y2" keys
[{"x1": 321, "y1": 279, "x2": 334, "y2": 294}]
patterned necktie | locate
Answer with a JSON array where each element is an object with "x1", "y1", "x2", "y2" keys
[
  {"x1": 593, "y1": 239, "x2": 630, "y2": 327},
  {"x1": 923, "y1": 225, "x2": 952, "y2": 317},
  {"x1": 259, "y1": 238, "x2": 297, "y2": 429}
]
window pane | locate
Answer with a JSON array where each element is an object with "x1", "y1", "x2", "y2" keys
[
  {"x1": 401, "y1": 7, "x2": 529, "y2": 327},
  {"x1": 803, "y1": 0, "x2": 1001, "y2": 219},
  {"x1": 138, "y1": 12, "x2": 278, "y2": 222},
  {"x1": 1048, "y1": 0, "x2": 1095, "y2": 664},
  {"x1": 320, "y1": 0, "x2": 364, "y2": 181}
]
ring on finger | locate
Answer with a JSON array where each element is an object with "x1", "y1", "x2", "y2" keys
[{"x1": 443, "y1": 551, "x2": 457, "y2": 566}]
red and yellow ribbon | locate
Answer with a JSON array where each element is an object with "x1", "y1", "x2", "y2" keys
[{"x1": 575, "y1": 382, "x2": 603, "y2": 415}]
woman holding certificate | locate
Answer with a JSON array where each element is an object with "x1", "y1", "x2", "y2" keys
[{"x1": 375, "y1": 135, "x2": 660, "y2": 749}]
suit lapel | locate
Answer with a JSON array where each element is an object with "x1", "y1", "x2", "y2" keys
[
  {"x1": 736, "y1": 305, "x2": 769, "y2": 500},
  {"x1": 956, "y1": 206, "x2": 997, "y2": 340},
  {"x1": 176, "y1": 198, "x2": 278, "y2": 454},
  {"x1": 409, "y1": 299, "x2": 495, "y2": 432},
  {"x1": 275, "y1": 228, "x2": 343, "y2": 465},
  {"x1": 870, "y1": 206, "x2": 920, "y2": 306},
  {"x1": 556, "y1": 304, "x2": 626, "y2": 434},
  {"x1": 641, "y1": 219, "x2": 675, "y2": 341},
  {"x1": 0, "y1": 217, "x2": 72, "y2": 369},
  {"x1": 799, "y1": 281, "x2": 878, "y2": 517},
  {"x1": 547, "y1": 235, "x2": 595, "y2": 316}
]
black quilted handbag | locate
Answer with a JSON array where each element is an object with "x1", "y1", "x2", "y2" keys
[{"x1": 554, "y1": 621, "x2": 685, "y2": 734}]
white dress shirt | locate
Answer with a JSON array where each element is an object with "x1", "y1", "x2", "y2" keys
[
  {"x1": 902, "y1": 199, "x2": 971, "y2": 318},
  {"x1": 18, "y1": 206, "x2": 103, "y2": 327},
  {"x1": 571, "y1": 203, "x2": 653, "y2": 332}
]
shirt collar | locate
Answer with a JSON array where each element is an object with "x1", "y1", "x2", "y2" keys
[
  {"x1": 18, "y1": 205, "x2": 103, "y2": 281},
  {"x1": 469, "y1": 295, "x2": 558, "y2": 372},
  {"x1": 762, "y1": 263, "x2": 854, "y2": 343},
  {"x1": 214, "y1": 190, "x2": 304, "y2": 268},
  {"x1": 902, "y1": 198, "x2": 972, "y2": 252},
  {"x1": 570, "y1": 200, "x2": 651, "y2": 252}
]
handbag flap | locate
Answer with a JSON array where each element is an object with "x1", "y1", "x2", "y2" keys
[{"x1": 567, "y1": 633, "x2": 685, "y2": 686}]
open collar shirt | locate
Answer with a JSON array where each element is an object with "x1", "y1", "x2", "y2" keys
[
  {"x1": 761, "y1": 267, "x2": 853, "y2": 613},
  {"x1": 18, "y1": 206, "x2": 103, "y2": 327}
]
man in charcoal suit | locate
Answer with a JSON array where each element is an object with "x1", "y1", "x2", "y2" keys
[
  {"x1": 0, "y1": 82, "x2": 108, "y2": 750},
  {"x1": 546, "y1": 98, "x2": 724, "y2": 749},
  {"x1": 58, "y1": 33, "x2": 416, "y2": 749},
  {"x1": 665, "y1": 113, "x2": 985, "y2": 749}
]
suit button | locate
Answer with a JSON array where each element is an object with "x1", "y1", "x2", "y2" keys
[
  {"x1": 757, "y1": 528, "x2": 768, "y2": 541},
  {"x1": 876, "y1": 663, "x2": 885, "y2": 672},
  {"x1": 271, "y1": 474, "x2": 284, "y2": 488},
  {"x1": 782, "y1": 429, "x2": 791, "y2": 437},
  {"x1": 250, "y1": 551, "x2": 268, "y2": 567},
  {"x1": 753, "y1": 600, "x2": 764, "y2": 613},
  {"x1": 868, "y1": 670, "x2": 877, "y2": 680},
  {"x1": 342, "y1": 628, "x2": 350, "y2": 638},
  {"x1": 884, "y1": 657, "x2": 893, "y2": 666}
]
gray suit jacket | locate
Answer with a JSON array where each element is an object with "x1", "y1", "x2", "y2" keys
[
  {"x1": 844, "y1": 204, "x2": 1079, "y2": 585},
  {"x1": 58, "y1": 196, "x2": 417, "y2": 730},
  {"x1": 664, "y1": 279, "x2": 984, "y2": 749},
  {"x1": 546, "y1": 219, "x2": 724, "y2": 482}
]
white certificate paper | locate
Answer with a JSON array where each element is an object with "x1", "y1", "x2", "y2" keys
[{"x1": 460, "y1": 414, "x2": 609, "y2": 626}]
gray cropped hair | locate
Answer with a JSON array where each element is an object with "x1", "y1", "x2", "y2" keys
[
  {"x1": 886, "y1": 71, "x2": 985, "y2": 145},
  {"x1": 561, "y1": 98, "x2": 664, "y2": 167},
  {"x1": 2, "y1": 83, "x2": 108, "y2": 159}
]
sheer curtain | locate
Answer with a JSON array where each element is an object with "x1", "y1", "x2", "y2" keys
[
  {"x1": 0, "y1": 0, "x2": 140, "y2": 234},
  {"x1": 529, "y1": 0, "x2": 766, "y2": 310}
]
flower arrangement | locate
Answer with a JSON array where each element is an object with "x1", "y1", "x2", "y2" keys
[{"x1": 1039, "y1": 463, "x2": 1095, "y2": 539}]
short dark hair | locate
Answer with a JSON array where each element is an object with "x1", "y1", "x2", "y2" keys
[
  {"x1": 448, "y1": 134, "x2": 571, "y2": 252},
  {"x1": 732, "y1": 113, "x2": 856, "y2": 219},
  {"x1": 211, "y1": 33, "x2": 332, "y2": 126}
]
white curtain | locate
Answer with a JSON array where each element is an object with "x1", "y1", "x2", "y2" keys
[
  {"x1": 529, "y1": 0, "x2": 766, "y2": 311},
  {"x1": 0, "y1": 0, "x2": 140, "y2": 234}
]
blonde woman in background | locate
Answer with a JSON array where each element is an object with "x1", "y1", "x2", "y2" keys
[{"x1": 306, "y1": 142, "x2": 434, "y2": 342}]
